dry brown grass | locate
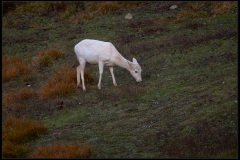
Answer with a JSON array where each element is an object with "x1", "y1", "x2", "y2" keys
[
  {"x1": 40, "y1": 64, "x2": 94, "y2": 98},
  {"x1": 40, "y1": 64, "x2": 76, "y2": 98},
  {"x1": 3, "y1": 116, "x2": 48, "y2": 144},
  {"x1": 3, "y1": 55, "x2": 31, "y2": 82},
  {"x1": 3, "y1": 140, "x2": 30, "y2": 158},
  {"x1": 3, "y1": 88, "x2": 38, "y2": 107},
  {"x1": 3, "y1": 116, "x2": 47, "y2": 158},
  {"x1": 32, "y1": 48, "x2": 64, "y2": 68},
  {"x1": 30, "y1": 143, "x2": 91, "y2": 158},
  {"x1": 38, "y1": 48, "x2": 63, "y2": 59}
]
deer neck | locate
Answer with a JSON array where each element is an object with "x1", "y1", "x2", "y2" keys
[{"x1": 113, "y1": 53, "x2": 132, "y2": 71}]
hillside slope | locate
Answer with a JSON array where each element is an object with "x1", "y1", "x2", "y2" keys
[{"x1": 2, "y1": 1, "x2": 238, "y2": 158}]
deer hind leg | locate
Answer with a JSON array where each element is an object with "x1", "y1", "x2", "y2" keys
[
  {"x1": 109, "y1": 67, "x2": 117, "y2": 86},
  {"x1": 98, "y1": 61, "x2": 104, "y2": 90},
  {"x1": 76, "y1": 65, "x2": 81, "y2": 88},
  {"x1": 80, "y1": 60, "x2": 86, "y2": 91}
]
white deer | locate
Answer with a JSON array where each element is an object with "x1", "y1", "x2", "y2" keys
[{"x1": 74, "y1": 39, "x2": 142, "y2": 91}]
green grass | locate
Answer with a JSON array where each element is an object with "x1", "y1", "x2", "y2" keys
[{"x1": 2, "y1": 1, "x2": 238, "y2": 158}]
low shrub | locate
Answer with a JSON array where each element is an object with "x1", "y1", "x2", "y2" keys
[{"x1": 30, "y1": 143, "x2": 91, "y2": 158}]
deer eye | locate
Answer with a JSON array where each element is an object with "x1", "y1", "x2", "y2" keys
[{"x1": 135, "y1": 71, "x2": 138, "y2": 73}]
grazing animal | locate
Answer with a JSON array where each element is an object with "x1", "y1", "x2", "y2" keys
[{"x1": 74, "y1": 39, "x2": 142, "y2": 91}]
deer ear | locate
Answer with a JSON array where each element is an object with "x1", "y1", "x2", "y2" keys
[
  {"x1": 128, "y1": 61, "x2": 133, "y2": 69},
  {"x1": 132, "y1": 58, "x2": 138, "y2": 64}
]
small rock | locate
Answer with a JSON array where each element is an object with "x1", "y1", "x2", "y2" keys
[
  {"x1": 222, "y1": 81, "x2": 225, "y2": 84},
  {"x1": 169, "y1": 4, "x2": 178, "y2": 10},
  {"x1": 25, "y1": 82, "x2": 31, "y2": 87},
  {"x1": 125, "y1": 13, "x2": 133, "y2": 20},
  {"x1": 234, "y1": 100, "x2": 237, "y2": 103},
  {"x1": 79, "y1": 102, "x2": 82, "y2": 105}
]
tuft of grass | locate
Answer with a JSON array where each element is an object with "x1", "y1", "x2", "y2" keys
[
  {"x1": 184, "y1": 21, "x2": 206, "y2": 30},
  {"x1": 3, "y1": 116, "x2": 48, "y2": 158},
  {"x1": 9, "y1": 2, "x2": 67, "y2": 16},
  {"x1": 68, "y1": 11, "x2": 94, "y2": 24},
  {"x1": 3, "y1": 116, "x2": 48, "y2": 144},
  {"x1": 2, "y1": 55, "x2": 31, "y2": 82},
  {"x1": 88, "y1": 2, "x2": 137, "y2": 15},
  {"x1": 3, "y1": 88, "x2": 38, "y2": 107},
  {"x1": 32, "y1": 48, "x2": 64, "y2": 68},
  {"x1": 3, "y1": 117, "x2": 47, "y2": 158},
  {"x1": 173, "y1": 2, "x2": 237, "y2": 23},
  {"x1": 40, "y1": 64, "x2": 76, "y2": 98},
  {"x1": 3, "y1": 140, "x2": 30, "y2": 158},
  {"x1": 38, "y1": 55, "x2": 53, "y2": 67},
  {"x1": 211, "y1": 1, "x2": 237, "y2": 16},
  {"x1": 174, "y1": 4, "x2": 208, "y2": 23},
  {"x1": 39, "y1": 48, "x2": 64, "y2": 59},
  {"x1": 30, "y1": 143, "x2": 91, "y2": 158},
  {"x1": 40, "y1": 64, "x2": 94, "y2": 98}
]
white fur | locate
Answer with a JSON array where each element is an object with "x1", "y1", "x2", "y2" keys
[{"x1": 74, "y1": 39, "x2": 142, "y2": 91}]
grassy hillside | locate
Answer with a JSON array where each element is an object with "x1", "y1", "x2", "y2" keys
[{"x1": 2, "y1": 1, "x2": 238, "y2": 158}]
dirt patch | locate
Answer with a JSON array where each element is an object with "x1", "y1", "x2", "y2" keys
[
  {"x1": 99, "y1": 83, "x2": 149, "y2": 103},
  {"x1": 115, "y1": 33, "x2": 137, "y2": 46},
  {"x1": 127, "y1": 19, "x2": 154, "y2": 29},
  {"x1": 184, "y1": 21, "x2": 206, "y2": 30},
  {"x1": 142, "y1": 26, "x2": 170, "y2": 36},
  {"x1": 127, "y1": 19, "x2": 170, "y2": 35}
]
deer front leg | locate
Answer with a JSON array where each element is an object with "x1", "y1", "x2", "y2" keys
[
  {"x1": 98, "y1": 61, "x2": 104, "y2": 90},
  {"x1": 109, "y1": 67, "x2": 117, "y2": 86}
]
